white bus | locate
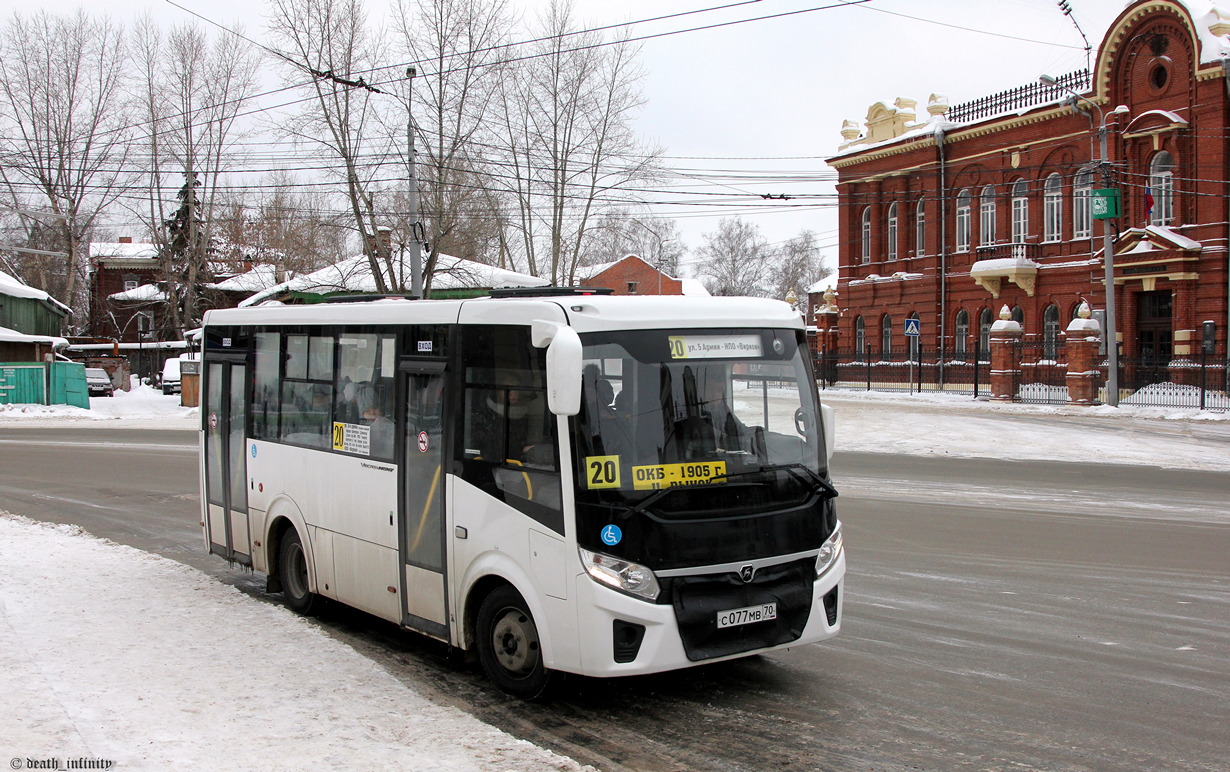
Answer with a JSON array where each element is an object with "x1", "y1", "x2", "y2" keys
[{"x1": 200, "y1": 289, "x2": 844, "y2": 697}]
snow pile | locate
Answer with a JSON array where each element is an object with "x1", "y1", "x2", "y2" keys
[
  {"x1": 0, "y1": 513, "x2": 585, "y2": 771},
  {"x1": 0, "y1": 382, "x2": 197, "y2": 425},
  {"x1": 1121, "y1": 381, "x2": 1230, "y2": 411}
]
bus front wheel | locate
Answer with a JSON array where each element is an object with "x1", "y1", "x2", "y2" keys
[
  {"x1": 476, "y1": 586, "x2": 552, "y2": 699},
  {"x1": 279, "y1": 529, "x2": 321, "y2": 616}
]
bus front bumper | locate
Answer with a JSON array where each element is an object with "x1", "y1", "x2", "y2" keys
[{"x1": 569, "y1": 550, "x2": 845, "y2": 678}]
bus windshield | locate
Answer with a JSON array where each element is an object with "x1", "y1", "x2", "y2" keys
[{"x1": 573, "y1": 328, "x2": 827, "y2": 506}]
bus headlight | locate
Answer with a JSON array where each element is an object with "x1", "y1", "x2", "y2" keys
[
  {"x1": 815, "y1": 521, "x2": 843, "y2": 577},
  {"x1": 579, "y1": 548, "x2": 660, "y2": 601}
]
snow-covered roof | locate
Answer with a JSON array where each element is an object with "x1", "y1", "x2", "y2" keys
[
  {"x1": 239, "y1": 253, "x2": 548, "y2": 307},
  {"x1": 108, "y1": 283, "x2": 168, "y2": 302},
  {"x1": 1183, "y1": 1, "x2": 1230, "y2": 64},
  {"x1": 0, "y1": 324, "x2": 67, "y2": 348},
  {"x1": 679, "y1": 278, "x2": 710, "y2": 297},
  {"x1": 0, "y1": 269, "x2": 72, "y2": 314},
  {"x1": 207, "y1": 264, "x2": 291, "y2": 294},
  {"x1": 806, "y1": 275, "x2": 837, "y2": 295},
  {"x1": 90, "y1": 241, "x2": 158, "y2": 261}
]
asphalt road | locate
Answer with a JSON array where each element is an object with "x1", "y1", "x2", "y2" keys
[{"x1": 1, "y1": 424, "x2": 1227, "y2": 771}]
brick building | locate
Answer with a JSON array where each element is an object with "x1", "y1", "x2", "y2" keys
[
  {"x1": 89, "y1": 238, "x2": 163, "y2": 342},
  {"x1": 579, "y1": 254, "x2": 695, "y2": 295},
  {"x1": 824, "y1": 0, "x2": 1230, "y2": 381}
]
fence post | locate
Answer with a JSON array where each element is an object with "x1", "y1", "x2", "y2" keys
[
  {"x1": 1064, "y1": 303, "x2": 1101, "y2": 406},
  {"x1": 990, "y1": 305, "x2": 1023, "y2": 402},
  {"x1": 1200, "y1": 349, "x2": 1207, "y2": 411}
]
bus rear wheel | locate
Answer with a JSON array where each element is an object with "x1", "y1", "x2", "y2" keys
[
  {"x1": 279, "y1": 529, "x2": 321, "y2": 616},
  {"x1": 476, "y1": 586, "x2": 552, "y2": 699}
]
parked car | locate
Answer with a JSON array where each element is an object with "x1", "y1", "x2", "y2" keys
[
  {"x1": 84, "y1": 367, "x2": 115, "y2": 397},
  {"x1": 161, "y1": 357, "x2": 183, "y2": 395},
  {"x1": 160, "y1": 353, "x2": 200, "y2": 395}
]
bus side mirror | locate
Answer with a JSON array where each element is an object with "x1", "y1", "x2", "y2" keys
[
  {"x1": 820, "y1": 402, "x2": 835, "y2": 463},
  {"x1": 532, "y1": 320, "x2": 582, "y2": 416}
]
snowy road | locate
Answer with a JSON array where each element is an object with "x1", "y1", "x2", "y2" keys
[{"x1": 2, "y1": 411, "x2": 1227, "y2": 770}]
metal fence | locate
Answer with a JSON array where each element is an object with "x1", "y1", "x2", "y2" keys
[
  {"x1": 1013, "y1": 340, "x2": 1069, "y2": 405},
  {"x1": 1116, "y1": 353, "x2": 1230, "y2": 411},
  {"x1": 814, "y1": 345, "x2": 1230, "y2": 411},
  {"x1": 816, "y1": 347, "x2": 991, "y2": 397},
  {"x1": 947, "y1": 68, "x2": 1089, "y2": 124}
]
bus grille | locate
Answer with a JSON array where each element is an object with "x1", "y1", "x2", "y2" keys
[{"x1": 671, "y1": 558, "x2": 813, "y2": 661}]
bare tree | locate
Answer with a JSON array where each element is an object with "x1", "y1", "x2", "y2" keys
[
  {"x1": 583, "y1": 213, "x2": 685, "y2": 276},
  {"x1": 0, "y1": 10, "x2": 132, "y2": 332},
  {"x1": 695, "y1": 217, "x2": 772, "y2": 297},
  {"x1": 213, "y1": 172, "x2": 349, "y2": 279},
  {"x1": 770, "y1": 229, "x2": 831, "y2": 310},
  {"x1": 267, "y1": 0, "x2": 402, "y2": 293},
  {"x1": 132, "y1": 17, "x2": 262, "y2": 335},
  {"x1": 493, "y1": 0, "x2": 660, "y2": 285},
  {"x1": 389, "y1": 0, "x2": 511, "y2": 290}
]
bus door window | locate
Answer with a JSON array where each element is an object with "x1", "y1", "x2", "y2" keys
[
  {"x1": 457, "y1": 327, "x2": 562, "y2": 532},
  {"x1": 404, "y1": 370, "x2": 445, "y2": 572}
]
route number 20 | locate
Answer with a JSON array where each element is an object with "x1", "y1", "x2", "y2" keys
[{"x1": 585, "y1": 455, "x2": 621, "y2": 489}]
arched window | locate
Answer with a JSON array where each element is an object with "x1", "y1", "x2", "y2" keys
[
  {"x1": 854, "y1": 316, "x2": 866, "y2": 357},
  {"x1": 1043, "y1": 304, "x2": 1061, "y2": 360},
  {"x1": 1073, "y1": 169, "x2": 1094, "y2": 239},
  {"x1": 1150, "y1": 151, "x2": 1174, "y2": 225},
  {"x1": 1043, "y1": 174, "x2": 1062, "y2": 242},
  {"x1": 979, "y1": 185, "x2": 997, "y2": 246},
  {"x1": 954, "y1": 309, "x2": 970, "y2": 359},
  {"x1": 915, "y1": 198, "x2": 926, "y2": 257},
  {"x1": 861, "y1": 207, "x2": 870, "y2": 265},
  {"x1": 881, "y1": 314, "x2": 893, "y2": 357},
  {"x1": 1011, "y1": 179, "x2": 1029, "y2": 243},
  {"x1": 978, "y1": 307, "x2": 993, "y2": 361},
  {"x1": 1011, "y1": 306, "x2": 1024, "y2": 325},
  {"x1": 861, "y1": 207, "x2": 871, "y2": 264},
  {"x1": 956, "y1": 189, "x2": 971, "y2": 252},
  {"x1": 886, "y1": 202, "x2": 898, "y2": 261}
]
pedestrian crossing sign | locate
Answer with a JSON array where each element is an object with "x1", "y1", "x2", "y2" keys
[{"x1": 903, "y1": 318, "x2": 921, "y2": 337}]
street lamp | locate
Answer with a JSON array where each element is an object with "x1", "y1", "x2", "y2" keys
[{"x1": 1039, "y1": 74, "x2": 1130, "y2": 406}]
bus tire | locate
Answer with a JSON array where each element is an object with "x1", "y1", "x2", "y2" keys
[
  {"x1": 279, "y1": 528, "x2": 321, "y2": 616},
  {"x1": 476, "y1": 586, "x2": 552, "y2": 699}
]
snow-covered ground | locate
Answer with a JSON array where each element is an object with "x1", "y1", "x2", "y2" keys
[
  {"x1": 1, "y1": 384, "x2": 1227, "y2": 768},
  {"x1": 0, "y1": 514, "x2": 585, "y2": 772}
]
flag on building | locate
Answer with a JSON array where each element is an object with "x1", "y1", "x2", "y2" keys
[{"x1": 1144, "y1": 186, "x2": 1154, "y2": 218}]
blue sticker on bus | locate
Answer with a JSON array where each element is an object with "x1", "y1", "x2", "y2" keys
[
  {"x1": 601, "y1": 524, "x2": 622, "y2": 546},
  {"x1": 250, "y1": 444, "x2": 257, "y2": 458}
]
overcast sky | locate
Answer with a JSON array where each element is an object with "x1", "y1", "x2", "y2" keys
[{"x1": 30, "y1": 0, "x2": 1146, "y2": 270}]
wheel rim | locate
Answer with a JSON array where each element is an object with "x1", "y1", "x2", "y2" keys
[
  {"x1": 285, "y1": 542, "x2": 308, "y2": 599},
  {"x1": 491, "y1": 606, "x2": 540, "y2": 678}
]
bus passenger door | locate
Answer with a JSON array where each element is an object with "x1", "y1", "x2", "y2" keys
[
  {"x1": 399, "y1": 362, "x2": 449, "y2": 637},
  {"x1": 204, "y1": 360, "x2": 251, "y2": 564}
]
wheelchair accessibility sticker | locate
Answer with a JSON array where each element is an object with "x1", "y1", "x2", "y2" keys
[{"x1": 601, "y1": 524, "x2": 622, "y2": 546}]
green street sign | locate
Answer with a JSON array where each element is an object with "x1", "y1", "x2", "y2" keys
[{"x1": 1092, "y1": 188, "x2": 1120, "y2": 219}]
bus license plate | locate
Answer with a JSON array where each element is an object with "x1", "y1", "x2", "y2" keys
[{"x1": 716, "y1": 602, "x2": 777, "y2": 629}]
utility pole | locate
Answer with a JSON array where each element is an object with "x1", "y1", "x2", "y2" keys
[
  {"x1": 1040, "y1": 74, "x2": 1128, "y2": 406},
  {"x1": 406, "y1": 67, "x2": 424, "y2": 298}
]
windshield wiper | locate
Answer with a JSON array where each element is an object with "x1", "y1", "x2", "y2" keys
[{"x1": 716, "y1": 463, "x2": 839, "y2": 499}]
